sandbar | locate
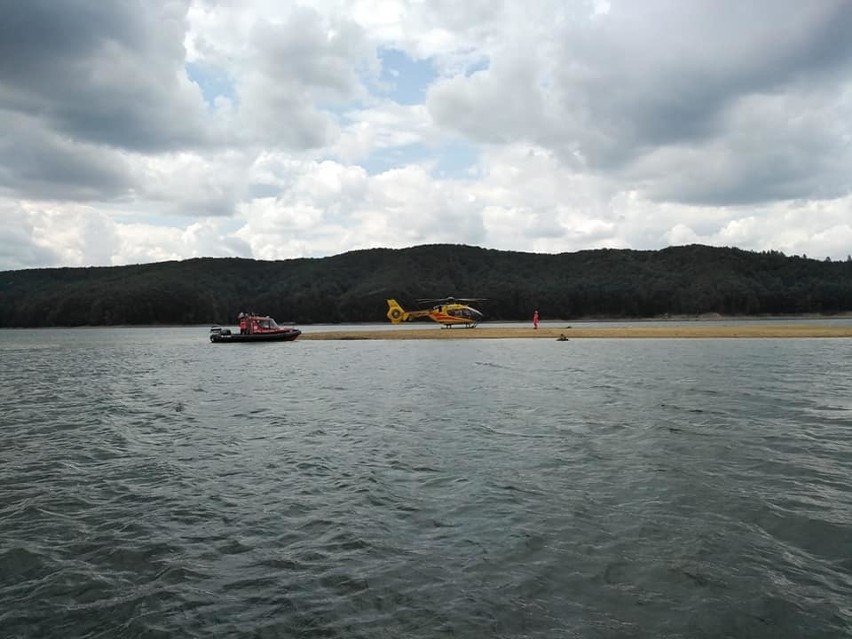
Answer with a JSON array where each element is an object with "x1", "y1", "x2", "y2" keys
[{"x1": 299, "y1": 324, "x2": 852, "y2": 340}]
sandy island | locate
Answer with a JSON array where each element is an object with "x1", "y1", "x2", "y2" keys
[{"x1": 299, "y1": 324, "x2": 852, "y2": 340}]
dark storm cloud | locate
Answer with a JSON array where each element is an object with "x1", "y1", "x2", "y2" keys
[
  {"x1": 429, "y1": 0, "x2": 852, "y2": 207},
  {"x1": 552, "y1": 1, "x2": 852, "y2": 169},
  {"x1": 0, "y1": 0, "x2": 140, "y2": 76},
  {"x1": 0, "y1": 112, "x2": 134, "y2": 200},
  {"x1": 236, "y1": 7, "x2": 372, "y2": 149},
  {"x1": 0, "y1": 0, "x2": 207, "y2": 153},
  {"x1": 635, "y1": 93, "x2": 852, "y2": 207}
]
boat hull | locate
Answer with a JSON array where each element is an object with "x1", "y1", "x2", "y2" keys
[{"x1": 210, "y1": 329, "x2": 301, "y2": 343}]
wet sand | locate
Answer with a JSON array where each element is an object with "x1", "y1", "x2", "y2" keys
[{"x1": 300, "y1": 324, "x2": 852, "y2": 340}]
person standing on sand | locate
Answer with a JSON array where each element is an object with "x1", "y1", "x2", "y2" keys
[{"x1": 533, "y1": 309, "x2": 539, "y2": 329}]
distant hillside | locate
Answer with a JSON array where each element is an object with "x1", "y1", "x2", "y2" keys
[{"x1": 1, "y1": 244, "x2": 851, "y2": 327}]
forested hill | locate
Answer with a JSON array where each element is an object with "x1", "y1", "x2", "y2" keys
[{"x1": 1, "y1": 244, "x2": 851, "y2": 327}]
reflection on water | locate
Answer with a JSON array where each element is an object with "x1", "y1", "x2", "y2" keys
[{"x1": 1, "y1": 328, "x2": 851, "y2": 637}]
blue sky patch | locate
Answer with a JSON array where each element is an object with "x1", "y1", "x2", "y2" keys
[
  {"x1": 376, "y1": 48, "x2": 437, "y2": 105},
  {"x1": 186, "y1": 62, "x2": 236, "y2": 108},
  {"x1": 432, "y1": 140, "x2": 479, "y2": 178},
  {"x1": 360, "y1": 142, "x2": 431, "y2": 175},
  {"x1": 465, "y1": 56, "x2": 490, "y2": 77},
  {"x1": 358, "y1": 140, "x2": 479, "y2": 179}
]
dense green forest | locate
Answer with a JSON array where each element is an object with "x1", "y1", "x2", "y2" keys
[{"x1": 1, "y1": 244, "x2": 851, "y2": 327}]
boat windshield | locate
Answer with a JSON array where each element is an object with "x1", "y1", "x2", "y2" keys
[{"x1": 259, "y1": 318, "x2": 279, "y2": 329}]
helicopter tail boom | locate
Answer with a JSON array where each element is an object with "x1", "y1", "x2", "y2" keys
[{"x1": 387, "y1": 299, "x2": 434, "y2": 323}]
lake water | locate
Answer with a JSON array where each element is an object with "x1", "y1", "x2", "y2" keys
[{"x1": 2, "y1": 327, "x2": 852, "y2": 638}]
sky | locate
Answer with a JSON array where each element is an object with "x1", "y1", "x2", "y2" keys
[{"x1": 1, "y1": 0, "x2": 851, "y2": 272}]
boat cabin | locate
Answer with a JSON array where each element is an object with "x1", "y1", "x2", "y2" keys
[{"x1": 239, "y1": 313, "x2": 285, "y2": 334}]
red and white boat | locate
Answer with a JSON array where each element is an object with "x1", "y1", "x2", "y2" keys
[{"x1": 209, "y1": 313, "x2": 301, "y2": 343}]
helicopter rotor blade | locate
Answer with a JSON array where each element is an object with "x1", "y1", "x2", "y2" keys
[{"x1": 416, "y1": 296, "x2": 488, "y2": 304}]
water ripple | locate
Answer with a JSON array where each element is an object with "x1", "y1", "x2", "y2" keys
[{"x1": 1, "y1": 330, "x2": 852, "y2": 637}]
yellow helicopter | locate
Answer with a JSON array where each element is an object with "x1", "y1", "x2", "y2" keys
[{"x1": 386, "y1": 297, "x2": 486, "y2": 328}]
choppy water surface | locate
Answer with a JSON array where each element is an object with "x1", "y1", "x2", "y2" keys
[{"x1": 2, "y1": 327, "x2": 852, "y2": 638}]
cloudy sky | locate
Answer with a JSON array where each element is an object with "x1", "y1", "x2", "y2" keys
[{"x1": 1, "y1": 0, "x2": 851, "y2": 271}]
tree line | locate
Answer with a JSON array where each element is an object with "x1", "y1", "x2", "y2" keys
[{"x1": 0, "y1": 244, "x2": 850, "y2": 327}]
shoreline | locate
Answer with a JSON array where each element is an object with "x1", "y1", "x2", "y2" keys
[{"x1": 300, "y1": 324, "x2": 852, "y2": 340}]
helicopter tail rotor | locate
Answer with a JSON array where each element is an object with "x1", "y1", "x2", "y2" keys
[{"x1": 386, "y1": 299, "x2": 409, "y2": 323}]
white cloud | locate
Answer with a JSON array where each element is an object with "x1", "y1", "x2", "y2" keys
[
  {"x1": 135, "y1": 150, "x2": 252, "y2": 216},
  {"x1": 12, "y1": 203, "x2": 121, "y2": 268},
  {"x1": 2, "y1": 0, "x2": 852, "y2": 271}
]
